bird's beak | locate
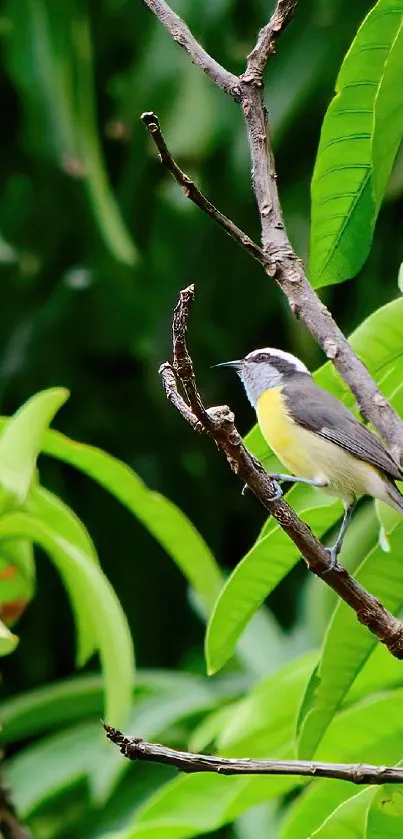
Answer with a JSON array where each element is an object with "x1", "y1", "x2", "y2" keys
[{"x1": 212, "y1": 360, "x2": 243, "y2": 370}]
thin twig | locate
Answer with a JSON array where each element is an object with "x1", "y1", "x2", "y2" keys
[
  {"x1": 105, "y1": 726, "x2": 403, "y2": 785},
  {"x1": 141, "y1": 0, "x2": 240, "y2": 98},
  {"x1": 141, "y1": 113, "x2": 273, "y2": 272},
  {"x1": 244, "y1": 0, "x2": 298, "y2": 82},
  {"x1": 140, "y1": 0, "x2": 403, "y2": 466},
  {"x1": 159, "y1": 285, "x2": 403, "y2": 659}
]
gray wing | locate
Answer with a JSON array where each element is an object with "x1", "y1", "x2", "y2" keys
[{"x1": 284, "y1": 376, "x2": 403, "y2": 481}]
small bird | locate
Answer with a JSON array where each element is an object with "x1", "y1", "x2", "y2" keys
[{"x1": 216, "y1": 347, "x2": 403, "y2": 566}]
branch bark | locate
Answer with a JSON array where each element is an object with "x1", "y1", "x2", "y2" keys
[
  {"x1": 160, "y1": 285, "x2": 403, "y2": 658},
  {"x1": 140, "y1": 0, "x2": 403, "y2": 466},
  {"x1": 105, "y1": 726, "x2": 403, "y2": 785}
]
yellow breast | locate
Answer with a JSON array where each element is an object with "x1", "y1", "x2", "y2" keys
[{"x1": 255, "y1": 386, "x2": 318, "y2": 479}]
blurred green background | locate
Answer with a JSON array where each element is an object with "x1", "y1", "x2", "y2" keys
[{"x1": 1, "y1": 0, "x2": 403, "y2": 832}]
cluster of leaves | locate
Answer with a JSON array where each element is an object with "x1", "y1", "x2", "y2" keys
[{"x1": 2, "y1": 0, "x2": 403, "y2": 838}]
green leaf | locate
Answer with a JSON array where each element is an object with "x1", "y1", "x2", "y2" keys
[
  {"x1": 0, "y1": 674, "x2": 104, "y2": 744},
  {"x1": 0, "y1": 512, "x2": 135, "y2": 724},
  {"x1": 122, "y1": 773, "x2": 297, "y2": 839},
  {"x1": 40, "y1": 429, "x2": 222, "y2": 613},
  {"x1": 215, "y1": 652, "x2": 317, "y2": 758},
  {"x1": 28, "y1": 484, "x2": 100, "y2": 665},
  {"x1": 366, "y1": 783, "x2": 403, "y2": 838},
  {"x1": 0, "y1": 387, "x2": 68, "y2": 511},
  {"x1": 5, "y1": 720, "x2": 102, "y2": 816},
  {"x1": 310, "y1": 789, "x2": 374, "y2": 839},
  {"x1": 0, "y1": 616, "x2": 18, "y2": 655},
  {"x1": 298, "y1": 519, "x2": 403, "y2": 760},
  {"x1": 280, "y1": 780, "x2": 361, "y2": 839},
  {"x1": 205, "y1": 500, "x2": 340, "y2": 674},
  {"x1": 310, "y1": 0, "x2": 403, "y2": 288}
]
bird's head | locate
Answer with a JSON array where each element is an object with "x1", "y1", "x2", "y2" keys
[{"x1": 215, "y1": 347, "x2": 311, "y2": 406}]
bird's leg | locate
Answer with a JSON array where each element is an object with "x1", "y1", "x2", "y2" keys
[
  {"x1": 326, "y1": 502, "x2": 356, "y2": 569},
  {"x1": 241, "y1": 473, "x2": 328, "y2": 499},
  {"x1": 269, "y1": 473, "x2": 329, "y2": 489}
]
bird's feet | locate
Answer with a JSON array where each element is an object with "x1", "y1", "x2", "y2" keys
[
  {"x1": 241, "y1": 478, "x2": 283, "y2": 502},
  {"x1": 325, "y1": 544, "x2": 340, "y2": 571}
]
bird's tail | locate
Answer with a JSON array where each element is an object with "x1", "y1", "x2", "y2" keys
[{"x1": 385, "y1": 481, "x2": 403, "y2": 514}]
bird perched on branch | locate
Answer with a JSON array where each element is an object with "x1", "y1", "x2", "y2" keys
[{"x1": 216, "y1": 348, "x2": 403, "y2": 566}]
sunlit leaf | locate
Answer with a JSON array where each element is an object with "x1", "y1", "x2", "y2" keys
[
  {"x1": 366, "y1": 782, "x2": 403, "y2": 838},
  {"x1": 205, "y1": 500, "x2": 340, "y2": 674},
  {"x1": 0, "y1": 512, "x2": 135, "y2": 724},
  {"x1": 28, "y1": 485, "x2": 99, "y2": 664},
  {"x1": 0, "y1": 387, "x2": 68, "y2": 511},
  {"x1": 310, "y1": 0, "x2": 403, "y2": 288},
  {"x1": 121, "y1": 773, "x2": 297, "y2": 839},
  {"x1": 310, "y1": 789, "x2": 374, "y2": 838}
]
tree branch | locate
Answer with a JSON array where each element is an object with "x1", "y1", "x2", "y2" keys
[
  {"x1": 140, "y1": 0, "x2": 403, "y2": 466},
  {"x1": 159, "y1": 285, "x2": 403, "y2": 659},
  {"x1": 141, "y1": 0, "x2": 240, "y2": 98},
  {"x1": 244, "y1": 0, "x2": 298, "y2": 83},
  {"x1": 105, "y1": 726, "x2": 403, "y2": 785},
  {"x1": 141, "y1": 112, "x2": 272, "y2": 272}
]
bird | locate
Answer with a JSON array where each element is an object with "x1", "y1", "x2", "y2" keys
[{"x1": 215, "y1": 347, "x2": 403, "y2": 566}]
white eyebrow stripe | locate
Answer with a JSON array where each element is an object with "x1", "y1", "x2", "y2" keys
[{"x1": 245, "y1": 347, "x2": 309, "y2": 375}]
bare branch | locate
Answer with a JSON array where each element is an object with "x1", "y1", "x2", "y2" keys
[
  {"x1": 160, "y1": 286, "x2": 403, "y2": 659},
  {"x1": 244, "y1": 0, "x2": 298, "y2": 82},
  {"x1": 141, "y1": 0, "x2": 240, "y2": 98},
  {"x1": 105, "y1": 726, "x2": 403, "y2": 785},
  {"x1": 141, "y1": 112, "x2": 272, "y2": 272},
  {"x1": 141, "y1": 0, "x2": 403, "y2": 466}
]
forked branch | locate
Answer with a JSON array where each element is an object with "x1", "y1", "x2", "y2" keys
[
  {"x1": 140, "y1": 0, "x2": 403, "y2": 465},
  {"x1": 159, "y1": 285, "x2": 403, "y2": 659}
]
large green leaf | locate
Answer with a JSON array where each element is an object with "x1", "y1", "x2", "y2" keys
[
  {"x1": 214, "y1": 652, "x2": 316, "y2": 757},
  {"x1": 298, "y1": 519, "x2": 403, "y2": 760},
  {"x1": 120, "y1": 774, "x2": 297, "y2": 839},
  {"x1": 0, "y1": 512, "x2": 135, "y2": 724},
  {"x1": 0, "y1": 387, "x2": 68, "y2": 511},
  {"x1": 6, "y1": 720, "x2": 102, "y2": 816},
  {"x1": 310, "y1": 0, "x2": 403, "y2": 288},
  {"x1": 205, "y1": 499, "x2": 340, "y2": 675},
  {"x1": 27, "y1": 485, "x2": 99, "y2": 665},
  {"x1": 310, "y1": 789, "x2": 374, "y2": 839},
  {"x1": 366, "y1": 783, "x2": 403, "y2": 838}
]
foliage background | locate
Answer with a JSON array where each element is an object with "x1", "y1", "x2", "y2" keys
[{"x1": 1, "y1": 0, "x2": 403, "y2": 837}]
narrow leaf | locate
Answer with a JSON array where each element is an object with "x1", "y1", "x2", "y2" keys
[
  {"x1": 0, "y1": 387, "x2": 68, "y2": 511},
  {"x1": 298, "y1": 519, "x2": 403, "y2": 760},
  {"x1": 0, "y1": 512, "x2": 135, "y2": 724},
  {"x1": 310, "y1": 0, "x2": 403, "y2": 288},
  {"x1": 205, "y1": 500, "x2": 340, "y2": 674}
]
